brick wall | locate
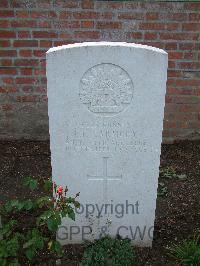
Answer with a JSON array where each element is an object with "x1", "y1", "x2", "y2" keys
[{"x1": 0, "y1": 0, "x2": 200, "y2": 143}]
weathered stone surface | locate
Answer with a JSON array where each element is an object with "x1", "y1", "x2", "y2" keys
[{"x1": 47, "y1": 42, "x2": 168, "y2": 246}]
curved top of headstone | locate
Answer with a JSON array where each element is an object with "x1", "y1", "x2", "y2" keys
[{"x1": 46, "y1": 41, "x2": 167, "y2": 55}]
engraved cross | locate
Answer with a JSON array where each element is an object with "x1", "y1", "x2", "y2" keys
[{"x1": 87, "y1": 157, "x2": 122, "y2": 201}]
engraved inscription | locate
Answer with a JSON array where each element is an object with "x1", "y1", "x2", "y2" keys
[
  {"x1": 65, "y1": 121, "x2": 148, "y2": 153},
  {"x1": 79, "y1": 63, "x2": 134, "y2": 116}
]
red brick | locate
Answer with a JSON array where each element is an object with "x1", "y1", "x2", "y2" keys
[
  {"x1": 168, "y1": 52, "x2": 183, "y2": 60},
  {"x1": 182, "y1": 23, "x2": 200, "y2": 31},
  {"x1": 81, "y1": 21, "x2": 94, "y2": 28},
  {"x1": 37, "y1": 0, "x2": 52, "y2": 8},
  {"x1": 52, "y1": 21, "x2": 80, "y2": 29},
  {"x1": 60, "y1": 32, "x2": 71, "y2": 39},
  {"x1": 40, "y1": 40, "x2": 52, "y2": 47},
  {"x1": 0, "y1": 59, "x2": 12, "y2": 66},
  {"x1": 33, "y1": 50, "x2": 46, "y2": 57},
  {"x1": 144, "y1": 33, "x2": 157, "y2": 40},
  {"x1": 54, "y1": 0, "x2": 78, "y2": 8},
  {"x1": 16, "y1": 95, "x2": 38, "y2": 102},
  {"x1": 31, "y1": 11, "x2": 56, "y2": 18},
  {"x1": 14, "y1": 59, "x2": 38, "y2": 66},
  {"x1": 96, "y1": 22, "x2": 122, "y2": 29},
  {"x1": 17, "y1": 31, "x2": 31, "y2": 38},
  {"x1": 38, "y1": 21, "x2": 51, "y2": 28},
  {"x1": 146, "y1": 12, "x2": 159, "y2": 20},
  {"x1": 59, "y1": 11, "x2": 71, "y2": 19},
  {"x1": 2, "y1": 104, "x2": 13, "y2": 111},
  {"x1": 173, "y1": 113, "x2": 198, "y2": 121},
  {"x1": 124, "y1": 2, "x2": 140, "y2": 9},
  {"x1": 10, "y1": 0, "x2": 36, "y2": 7},
  {"x1": 179, "y1": 104, "x2": 200, "y2": 113},
  {"x1": 0, "y1": 30, "x2": 16, "y2": 38},
  {"x1": 0, "y1": 20, "x2": 9, "y2": 27},
  {"x1": 160, "y1": 33, "x2": 198, "y2": 41},
  {"x1": 53, "y1": 40, "x2": 73, "y2": 46},
  {"x1": 11, "y1": 20, "x2": 37, "y2": 28},
  {"x1": 178, "y1": 62, "x2": 200, "y2": 69},
  {"x1": 103, "y1": 2, "x2": 123, "y2": 9},
  {"x1": 14, "y1": 40, "x2": 38, "y2": 47},
  {"x1": 20, "y1": 68, "x2": 32, "y2": 75},
  {"x1": 163, "y1": 121, "x2": 177, "y2": 129},
  {"x1": 41, "y1": 77, "x2": 47, "y2": 84},
  {"x1": 16, "y1": 10, "x2": 29, "y2": 18},
  {"x1": 167, "y1": 87, "x2": 200, "y2": 96},
  {"x1": 189, "y1": 13, "x2": 200, "y2": 21},
  {"x1": 22, "y1": 86, "x2": 34, "y2": 93},
  {"x1": 175, "y1": 79, "x2": 200, "y2": 87},
  {"x1": 183, "y1": 52, "x2": 198, "y2": 60},
  {"x1": 0, "y1": 50, "x2": 17, "y2": 57},
  {"x1": 35, "y1": 86, "x2": 46, "y2": 93},
  {"x1": 167, "y1": 70, "x2": 182, "y2": 78},
  {"x1": 101, "y1": 12, "x2": 114, "y2": 19},
  {"x1": 141, "y1": 22, "x2": 179, "y2": 31},
  {"x1": 168, "y1": 61, "x2": 175, "y2": 68},
  {"x1": 74, "y1": 31, "x2": 100, "y2": 39},
  {"x1": 173, "y1": 96, "x2": 200, "y2": 104},
  {"x1": 19, "y1": 50, "x2": 32, "y2": 57},
  {"x1": 0, "y1": 40, "x2": 10, "y2": 47},
  {"x1": 16, "y1": 77, "x2": 38, "y2": 84},
  {"x1": 81, "y1": 0, "x2": 94, "y2": 9},
  {"x1": 2, "y1": 77, "x2": 14, "y2": 84},
  {"x1": 34, "y1": 69, "x2": 46, "y2": 75},
  {"x1": 141, "y1": 41, "x2": 164, "y2": 49},
  {"x1": 0, "y1": 0, "x2": 8, "y2": 7},
  {"x1": 0, "y1": 68, "x2": 17, "y2": 75},
  {"x1": 73, "y1": 11, "x2": 99, "y2": 19},
  {"x1": 165, "y1": 43, "x2": 177, "y2": 50},
  {"x1": 33, "y1": 31, "x2": 58, "y2": 38},
  {"x1": 184, "y1": 3, "x2": 200, "y2": 10},
  {"x1": 167, "y1": 79, "x2": 175, "y2": 86},
  {"x1": 128, "y1": 32, "x2": 143, "y2": 39},
  {"x1": 118, "y1": 12, "x2": 143, "y2": 20},
  {"x1": 0, "y1": 10, "x2": 14, "y2": 17},
  {"x1": 171, "y1": 13, "x2": 187, "y2": 21},
  {"x1": 0, "y1": 87, "x2": 17, "y2": 93},
  {"x1": 179, "y1": 43, "x2": 200, "y2": 50}
]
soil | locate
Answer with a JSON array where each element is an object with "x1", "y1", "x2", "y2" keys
[{"x1": 0, "y1": 140, "x2": 200, "y2": 266}]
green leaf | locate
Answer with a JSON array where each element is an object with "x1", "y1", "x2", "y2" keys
[
  {"x1": 23, "y1": 200, "x2": 34, "y2": 210},
  {"x1": 25, "y1": 248, "x2": 35, "y2": 261},
  {"x1": 68, "y1": 209, "x2": 75, "y2": 221},
  {"x1": 4, "y1": 202, "x2": 13, "y2": 213},
  {"x1": 37, "y1": 210, "x2": 53, "y2": 226},
  {"x1": 47, "y1": 217, "x2": 59, "y2": 232},
  {"x1": 0, "y1": 220, "x2": 18, "y2": 237},
  {"x1": 43, "y1": 179, "x2": 53, "y2": 192},
  {"x1": 49, "y1": 240, "x2": 62, "y2": 255},
  {"x1": 15, "y1": 201, "x2": 25, "y2": 210},
  {"x1": 23, "y1": 177, "x2": 38, "y2": 190},
  {"x1": 36, "y1": 196, "x2": 52, "y2": 208}
]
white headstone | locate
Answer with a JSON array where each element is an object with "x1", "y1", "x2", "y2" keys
[{"x1": 46, "y1": 42, "x2": 168, "y2": 247}]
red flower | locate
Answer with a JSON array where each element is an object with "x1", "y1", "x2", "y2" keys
[{"x1": 57, "y1": 186, "x2": 63, "y2": 195}]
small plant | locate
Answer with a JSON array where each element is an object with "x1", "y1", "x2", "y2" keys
[
  {"x1": 0, "y1": 177, "x2": 80, "y2": 265},
  {"x1": 157, "y1": 181, "x2": 168, "y2": 198},
  {"x1": 81, "y1": 235, "x2": 135, "y2": 266},
  {"x1": 170, "y1": 235, "x2": 200, "y2": 266},
  {"x1": 159, "y1": 166, "x2": 187, "y2": 180}
]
